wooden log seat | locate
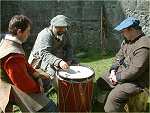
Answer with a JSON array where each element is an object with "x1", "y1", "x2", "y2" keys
[{"x1": 125, "y1": 88, "x2": 149, "y2": 112}]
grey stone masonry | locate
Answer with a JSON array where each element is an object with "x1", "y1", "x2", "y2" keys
[{"x1": 1, "y1": 0, "x2": 149, "y2": 56}]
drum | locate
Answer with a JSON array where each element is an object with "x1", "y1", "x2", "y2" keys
[{"x1": 57, "y1": 65, "x2": 94, "y2": 112}]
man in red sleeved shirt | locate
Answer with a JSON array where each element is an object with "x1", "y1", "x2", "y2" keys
[
  {"x1": 1, "y1": 53, "x2": 41, "y2": 93},
  {"x1": 0, "y1": 15, "x2": 57, "y2": 113}
]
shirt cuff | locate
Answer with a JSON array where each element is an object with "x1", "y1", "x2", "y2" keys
[
  {"x1": 53, "y1": 59, "x2": 62, "y2": 67},
  {"x1": 109, "y1": 64, "x2": 119, "y2": 73}
]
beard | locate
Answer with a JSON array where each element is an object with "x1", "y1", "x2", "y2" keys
[
  {"x1": 51, "y1": 26, "x2": 65, "y2": 41},
  {"x1": 56, "y1": 34, "x2": 64, "y2": 41}
]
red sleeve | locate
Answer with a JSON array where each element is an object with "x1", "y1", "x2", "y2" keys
[
  {"x1": 3, "y1": 54, "x2": 40, "y2": 93},
  {"x1": 27, "y1": 62, "x2": 36, "y2": 76}
]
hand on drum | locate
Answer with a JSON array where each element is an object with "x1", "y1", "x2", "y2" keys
[
  {"x1": 59, "y1": 60, "x2": 69, "y2": 70},
  {"x1": 108, "y1": 70, "x2": 118, "y2": 85}
]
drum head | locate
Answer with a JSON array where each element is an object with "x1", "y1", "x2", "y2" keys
[{"x1": 58, "y1": 66, "x2": 94, "y2": 81}]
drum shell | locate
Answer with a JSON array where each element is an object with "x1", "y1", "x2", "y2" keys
[{"x1": 57, "y1": 66, "x2": 94, "y2": 112}]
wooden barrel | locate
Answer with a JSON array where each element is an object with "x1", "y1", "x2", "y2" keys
[{"x1": 125, "y1": 88, "x2": 149, "y2": 112}]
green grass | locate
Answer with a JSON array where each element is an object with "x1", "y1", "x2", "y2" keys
[{"x1": 79, "y1": 53, "x2": 114, "y2": 80}]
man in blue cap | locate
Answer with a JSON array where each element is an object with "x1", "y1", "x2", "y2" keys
[
  {"x1": 97, "y1": 17, "x2": 149, "y2": 112},
  {"x1": 28, "y1": 15, "x2": 79, "y2": 92}
]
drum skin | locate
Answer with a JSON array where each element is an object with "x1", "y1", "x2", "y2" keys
[{"x1": 58, "y1": 78, "x2": 93, "y2": 112}]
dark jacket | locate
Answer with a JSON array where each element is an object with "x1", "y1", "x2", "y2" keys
[{"x1": 110, "y1": 35, "x2": 149, "y2": 87}]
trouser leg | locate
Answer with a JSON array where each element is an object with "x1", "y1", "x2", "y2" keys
[
  {"x1": 42, "y1": 79, "x2": 52, "y2": 92},
  {"x1": 104, "y1": 83, "x2": 142, "y2": 112},
  {"x1": 11, "y1": 87, "x2": 32, "y2": 112},
  {"x1": 52, "y1": 76, "x2": 58, "y2": 91},
  {"x1": 0, "y1": 103, "x2": 14, "y2": 113},
  {"x1": 38, "y1": 99, "x2": 58, "y2": 112},
  {"x1": 5, "y1": 102, "x2": 13, "y2": 112}
]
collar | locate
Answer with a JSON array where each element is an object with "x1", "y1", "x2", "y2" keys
[
  {"x1": 5, "y1": 34, "x2": 22, "y2": 44},
  {"x1": 127, "y1": 33, "x2": 145, "y2": 44}
]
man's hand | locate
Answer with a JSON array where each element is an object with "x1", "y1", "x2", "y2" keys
[
  {"x1": 59, "y1": 60, "x2": 69, "y2": 70},
  {"x1": 33, "y1": 71, "x2": 50, "y2": 80},
  {"x1": 108, "y1": 70, "x2": 118, "y2": 85}
]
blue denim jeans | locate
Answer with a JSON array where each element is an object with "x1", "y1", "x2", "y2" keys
[{"x1": 38, "y1": 99, "x2": 58, "y2": 113}]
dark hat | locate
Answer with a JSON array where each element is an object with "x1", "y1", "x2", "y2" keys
[{"x1": 114, "y1": 17, "x2": 140, "y2": 31}]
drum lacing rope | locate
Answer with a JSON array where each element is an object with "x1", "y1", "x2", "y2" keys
[
  {"x1": 79, "y1": 83, "x2": 88, "y2": 111},
  {"x1": 63, "y1": 82, "x2": 72, "y2": 111}
]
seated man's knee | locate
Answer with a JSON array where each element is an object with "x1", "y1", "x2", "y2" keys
[
  {"x1": 104, "y1": 93, "x2": 123, "y2": 112},
  {"x1": 104, "y1": 86, "x2": 130, "y2": 112}
]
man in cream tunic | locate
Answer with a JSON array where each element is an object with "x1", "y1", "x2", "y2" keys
[{"x1": 0, "y1": 15, "x2": 57, "y2": 113}]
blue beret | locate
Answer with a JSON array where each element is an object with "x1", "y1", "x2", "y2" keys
[{"x1": 114, "y1": 17, "x2": 140, "y2": 31}]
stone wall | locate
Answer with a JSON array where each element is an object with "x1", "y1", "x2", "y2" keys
[{"x1": 1, "y1": 0, "x2": 149, "y2": 56}]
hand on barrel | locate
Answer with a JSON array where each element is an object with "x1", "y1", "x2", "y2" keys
[
  {"x1": 33, "y1": 71, "x2": 50, "y2": 80},
  {"x1": 108, "y1": 70, "x2": 118, "y2": 85},
  {"x1": 59, "y1": 60, "x2": 69, "y2": 70}
]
